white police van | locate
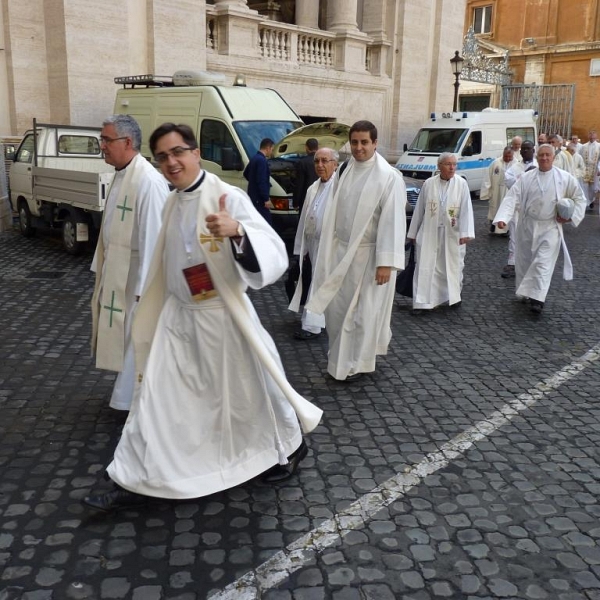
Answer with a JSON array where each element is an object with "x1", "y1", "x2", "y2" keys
[{"x1": 395, "y1": 108, "x2": 537, "y2": 193}]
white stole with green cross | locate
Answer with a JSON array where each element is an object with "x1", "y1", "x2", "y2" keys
[{"x1": 91, "y1": 154, "x2": 146, "y2": 372}]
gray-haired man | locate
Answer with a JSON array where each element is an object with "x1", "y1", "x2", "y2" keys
[{"x1": 91, "y1": 115, "x2": 169, "y2": 411}]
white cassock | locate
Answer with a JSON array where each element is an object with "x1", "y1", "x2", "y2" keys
[
  {"x1": 107, "y1": 172, "x2": 322, "y2": 499},
  {"x1": 480, "y1": 156, "x2": 516, "y2": 232},
  {"x1": 553, "y1": 150, "x2": 575, "y2": 176},
  {"x1": 91, "y1": 155, "x2": 169, "y2": 410},
  {"x1": 289, "y1": 176, "x2": 335, "y2": 333},
  {"x1": 579, "y1": 141, "x2": 600, "y2": 205},
  {"x1": 571, "y1": 152, "x2": 586, "y2": 189},
  {"x1": 503, "y1": 159, "x2": 538, "y2": 266},
  {"x1": 306, "y1": 153, "x2": 406, "y2": 380},
  {"x1": 408, "y1": 175, "x2": 475, "y2": 309},
  {"x1": 493, "y1": 167, "x2": 586, "y2": 303}
]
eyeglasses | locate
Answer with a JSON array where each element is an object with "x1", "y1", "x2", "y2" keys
[
  {"x1": 154, "y1": 146, "x2": 196, "y2": 164},
  {"x1": 441, "y1": 162, "x2": 457, "y2": 167},
  {"x1": 314, "y1": 158, "x2": 335, "y2": 164},
  {"x1": 99, "y1": 136, "x2": 128, "y2": 145}
]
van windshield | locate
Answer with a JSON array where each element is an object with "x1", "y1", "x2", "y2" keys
[
  {"x1": 234, "y1": 121, "x2": 304, "y2": 158},
  {"x1": 407, "y1": 128, "x2": 468, "y2": 154}
]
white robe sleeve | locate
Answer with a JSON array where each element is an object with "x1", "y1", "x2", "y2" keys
[
  {"x1": 504, "y1": 165, "x2": 518, "y2": 190},
  {"x1": 134, "y1": 170, "x2": 170, "y2": 296},
  {"x1": 407, "y1": 178, "x2": 429, "y2": 239},
  {"x1": 458, "y1": 179, "x2": 475, "y2": 239},
  {"x1": 480, "y1": 161, "x2": 494, "y2": 201},
  {"x1": 564, "y1": 171, "x2": 587, "y2": 227},
  {"x1": 493, "y1": 178, "x2": 521, "y2": 226},
  {"x1": 222, "y1": 188, "x2": 288, "y2": 289},
  {"x1": 376, "y1": 172, "x2": 406, "y2": 269}
]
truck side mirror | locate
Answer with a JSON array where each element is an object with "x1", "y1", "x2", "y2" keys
[
  {"x1": 403, "y1": 143, "x2": 408, "y2": 152},
  {"x1": 462, "y1": 146, "x2": 473, "y2": 157},
  {"x1": 221, "y1": 147, "x2": 243, "y2": 171},
  {"x1": 6, "y1": 151, "x2": 15, "y2": 161}
]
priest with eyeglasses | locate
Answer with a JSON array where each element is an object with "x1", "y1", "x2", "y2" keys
[{"x1": 84, "y1": 123, "x2": 321, "y2": 512}]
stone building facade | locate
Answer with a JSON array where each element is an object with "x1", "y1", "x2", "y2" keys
[
  {"x1": 1, "y1": 0, "x2": 466, "y2": 160},
  {"x1": 462, "y1": 0, "x2": 600, "y2": 138}
]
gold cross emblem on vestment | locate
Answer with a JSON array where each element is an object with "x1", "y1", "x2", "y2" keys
[{"x1": 199, "y1": 233, "x2": 223, "y2": 252}]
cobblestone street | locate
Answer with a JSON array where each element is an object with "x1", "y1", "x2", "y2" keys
[{"x1": 1, "y1": 202, "x2": 600, "y2": 600}]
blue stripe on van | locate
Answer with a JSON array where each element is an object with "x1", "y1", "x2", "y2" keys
[
  {"x1": 457, "y1": 159, "x2": 494, "y2": 170},
  {"x1": 396, "y1": 163, "x2": 436, "y2": 171}
]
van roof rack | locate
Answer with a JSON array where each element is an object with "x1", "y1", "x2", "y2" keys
[{"x1": 114, "y1": 74, "x2": 175, "y2": 88}]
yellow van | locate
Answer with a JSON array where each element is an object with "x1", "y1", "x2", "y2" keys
[{"x1": 113, "y1": 70, "x2": 303, "y2": 233}]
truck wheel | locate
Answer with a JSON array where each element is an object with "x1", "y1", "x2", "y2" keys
[
  {"x1": 18, "y1": 199, "x2": 36, "y2": 238},
  {"x1": 62, "y1": 213, "x2": 85, "y2": 255}
]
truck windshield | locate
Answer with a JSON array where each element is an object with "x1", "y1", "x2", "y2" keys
[
  {"x1": 407, "y1": 128, "x2": 468, "y2": 154},
  {"x1": 233, "y1": 121, "x2": 304, "y2": 159}
]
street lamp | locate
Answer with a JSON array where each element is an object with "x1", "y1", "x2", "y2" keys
[{"x1": 450, "y1": 50, "x2": 464, "y2": 113}]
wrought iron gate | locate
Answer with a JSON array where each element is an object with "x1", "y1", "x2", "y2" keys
[{"x1": 500, "y1": 83, "x2": 575, "y2": 138}]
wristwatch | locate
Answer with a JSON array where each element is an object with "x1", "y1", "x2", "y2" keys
[{"x1": 236, "y1": 222, "x2": 245, "y2": 237}]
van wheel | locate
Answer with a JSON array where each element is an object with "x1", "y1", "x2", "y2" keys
[
  {"x1": 18, "y1": 199, "x2": 36, "y2": 238},
  {"x1": 62, "y1": 213, "x2": 85, "y2": 255}
]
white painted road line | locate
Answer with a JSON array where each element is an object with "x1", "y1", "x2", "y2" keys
[{"x1": 210, "y1": 343, "x2": 600, "y2": 599}]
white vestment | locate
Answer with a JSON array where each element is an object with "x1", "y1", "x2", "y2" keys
[
  {"x1": 579, "y1": 141, "x2": 600, "y2": 205},
  {"x1": 91, "y1": 155, "x2": 169, "y2": 410},
  {"x1": 306, "y1": 153, "x2": 406, "y2": 380},
  {"x1": 493, "y1": 167, "x2": 586, "y2": 302},
  {"x1": 571, "y1": 152, "x2": 585, "y2": 182},
  {"x1": 107, "y1": 172, "x2": 322, "y2": 499},
  {"x1": 480, "y1": 156, "x2": 516, "y2": 228},
  {"x1": 408, "y1": 175, "x2": 475, "y2": 309},
  {"x1": 503, "y1": 159, "x2": 538, "y2": 265},
  {"x1": 553, "y1": 150, "x2": 575, "y2": 176},
  {"x1": 289, "y1": 176, "x2": 334, "y2": 333}
]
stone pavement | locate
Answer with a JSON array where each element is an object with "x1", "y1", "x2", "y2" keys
[{"x1": 1, "y1": 203, "x2": 600, "y2": 600}]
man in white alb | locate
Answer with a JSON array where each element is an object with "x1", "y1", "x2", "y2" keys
[
  {"x1": 579, "y1": 130, "x2": 600, "y2": 210},
  {"x1": 307, "y1": 120, "x2": 406, "y2": 382},
  {"x1": 91, "y1": 115, "x2": 169, "y2": 411},
  {"x1": 289, "y1": 147, "x2": 338, "y2": 339},
  {"x1": 407, "y1": 153, "x2": 475, "y2": 314},
  {"x1": 549, "y1": 134, "x2": 575, "y2": 176},
  {"x1": 480, "y1": 146, "x2": 516, "y2": 234},
  {"x1": 494, "y1": 144, "x2": 586, "y2": 314},
  {"x1": 499, "y1": 140, "x2": 538, "y2": 279},
  {"x1": 510, "y1": 136, "x2": 523, "y2": 163},
  {"x1": 83, "y1": 123, "x2": 322, "y2": 511},
  {"x1": 567, "y1": 141, "x2": 585, "y2": 189}
]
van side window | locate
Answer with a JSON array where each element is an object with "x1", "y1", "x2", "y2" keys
[
  {"x1": 200, "y1": 120, "x2": 240, "y2": 167},
  {"x1": 15, "y1": 135, "x2": 35, "y2": 163},
  {"x1": 57, "y1": 135, "x2": 101, "y2": 155},
  {"x1": 463, "y1": 131, "x2": 482, "y2": 156},
  {"x1": 507, "y1": 127, "x2": 535, "y2": 144}
]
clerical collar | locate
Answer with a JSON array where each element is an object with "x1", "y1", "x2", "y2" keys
[
  {"x1": 115, "y1": 157, "x2": 135, "y2": 172},
  {"x1": 179, "y1": 170, "x2": 206, "y2": 193}
]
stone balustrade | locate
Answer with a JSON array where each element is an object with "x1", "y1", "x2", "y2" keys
[{"x1": 206, "y1": 5, "x2": 372, "y2": 73}]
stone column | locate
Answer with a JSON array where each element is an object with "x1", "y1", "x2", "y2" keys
[
  {"x1": 295, "y1": 0, "x2": 319, "y2": 29},
  {"x1": 361, "y1": 0, "x2": 391, "y2": 76},
  {"x1": 214, "y1": 0, "x2": 251, "y2": 9},
  {"x1": 213, "y1": 0, "x2": 262, "y2": 58},
  {"x1": 361, "y1": 0, "x2": 386, "y2": 37},
  {"x1": 326, "y1": 0, "x2": 359, "y2": 32}
]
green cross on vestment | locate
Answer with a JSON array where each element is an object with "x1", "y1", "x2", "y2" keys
[
  {"x1": 116, "y1": 195, "x2": 133, "y2": 221},
  {"x1": 102, "y1": 291, "x2": 123, "y2": 327}
]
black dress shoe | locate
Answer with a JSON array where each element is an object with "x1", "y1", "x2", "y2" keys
[
  {"x1": 293, "y1": 329, "x2": 321, "y2": 340},
  {"x1": 261, "y1": 440, "x2": 308, "y2": 483},
  {"x1": 82, "y1": 487, "x2": 147, "y2": 512},
  {"x1": 343, "y1": 372, "x2": 364, "y2": 382},
  {"x1": 530, "y1": 299, "x2": 544, "y2": 314}
]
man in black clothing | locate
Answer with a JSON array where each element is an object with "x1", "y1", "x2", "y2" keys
[{"x1": 293, "y1": 138, "x2": 319, "y2": 213}]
